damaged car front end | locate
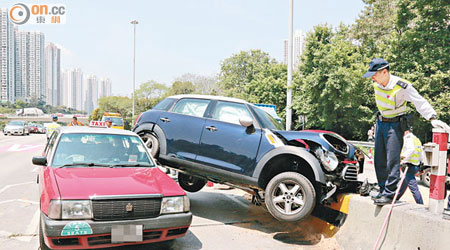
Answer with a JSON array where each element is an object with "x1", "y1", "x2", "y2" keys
[{"x1": 275, "y1": 130, "x2": 365, "y2": 203}]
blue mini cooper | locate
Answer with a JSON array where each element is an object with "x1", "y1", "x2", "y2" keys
[{"x1": 133, "y1": 95, "x2": 363, "y2": 222}]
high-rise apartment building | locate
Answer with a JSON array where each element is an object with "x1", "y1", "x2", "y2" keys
[
  {"x1": 66, "y1": 68, "x2": 83, "y2": 111},
  {"x1": 84, "y1": 75, "x2": 98, "y2": 114},
  {"x1": 283, "y1": 29, "x2": 306, "y2": 69},
  {"x1": 98, "y1": 78, "x2": 111, "y2": 98},
  {"x1": 15, "y1": 30, "x2": 45, "y2": 102},
  {"x1": 45, "y1": 42, "x2": 61, "y2": 106},
  {"x1": 0, "y1": 8, "x2": 15, "y2": 103}
]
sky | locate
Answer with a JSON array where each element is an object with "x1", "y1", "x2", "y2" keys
[{"x1": 4, "y1": 0, "x2": 366, "y2": 96}]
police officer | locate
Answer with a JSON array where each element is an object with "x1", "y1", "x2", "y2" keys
[
  {"x1": 398, "y1": 129, "x2": 424, "y2": 204},
  {"x1": 46, "y1": 115, "x2": 61, "y2": 140},
  {"x1": 363, "y1": 58, "x2": 437, "y2": 205}
]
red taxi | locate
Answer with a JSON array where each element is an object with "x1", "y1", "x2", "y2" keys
[{"x1": 33, "y1": 126, "x2": 192, "y2": 249}]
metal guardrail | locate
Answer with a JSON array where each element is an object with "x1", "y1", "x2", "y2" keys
[{"x1": 347, "y1": 140, "x2": 375, "y2": 148}]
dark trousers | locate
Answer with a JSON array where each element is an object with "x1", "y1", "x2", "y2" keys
[
  {"x1": 398, "y1": 164, "x2": 424, "y2": 204},
  {"x1": 374, "y1": 119, "x2": 404, "y2": 198}
]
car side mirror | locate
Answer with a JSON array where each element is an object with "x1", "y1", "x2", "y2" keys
[
  {"x1": 239, "y1": 118, "x2": 253, "y2": 127},
  {"x1": 32, "y1": 156, "x2": 47, "y2": 166}
]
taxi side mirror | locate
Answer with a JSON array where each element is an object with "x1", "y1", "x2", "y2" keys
[
  {"x1": 239, "y1": 118, "x2": 253, "y2": 127},
  {"x1": 32, "y1": 156, "x2": 47, "y2": 166}
]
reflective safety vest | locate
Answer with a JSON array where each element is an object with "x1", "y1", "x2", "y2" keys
[
  {"x1": 402, "y1": 135, "x2": 423, "y2": 165},
  {"x1": 373, "y1": 82, "x2": 407, "y2": 118},
  {"x1": 47, "y1": 122, "x2": 61, "y2": 138}
]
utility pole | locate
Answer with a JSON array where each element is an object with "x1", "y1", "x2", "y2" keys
[
  {"x1": 131, "y1": 20, "x2": 138, "y2": 121},
  {"x1": 286, "y1": 0, "x2": 293, "y2": 131}
]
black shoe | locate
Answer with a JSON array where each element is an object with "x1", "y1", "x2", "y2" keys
[
  {"x1": 371, "y1": 192, "x2": 382, "y2": 200},
  {"x1": 374, "y1": 196, "x2": 393, "y2": 205}
]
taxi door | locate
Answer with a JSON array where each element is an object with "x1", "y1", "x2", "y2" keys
[
  {"x1": 156, "y1": 98, "x2": 211, "y2": 161},
  {"x1": 196, "y1": 101, "x2": 262, "y2": 176}
]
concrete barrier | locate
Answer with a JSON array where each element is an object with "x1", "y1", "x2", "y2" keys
[{"x1": 335, "y1": 195, "x2": 450, "y2": 250}]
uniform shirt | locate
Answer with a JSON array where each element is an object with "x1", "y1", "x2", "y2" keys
[
  {"x1": 46, "y1": 122, "x2": 61, "y2": 138},
  {"x1": 375, "y1": 74, "x2": 436, "y2": 120},
  {"x1": 401, "y1": 133, "x2": 425, "y2": 165}
]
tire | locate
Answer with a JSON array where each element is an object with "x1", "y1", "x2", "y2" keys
[
  {"x1": 264, "y1": 172, "x2": 316, "y2": 222},
  {"x1": 178, "y1": 173, "x2": 206, "y2": 193},
  {"x1": 39, "y1": 218, "x2": 51, "y2": 250},
  {"x1": 140, "y1": 132, "x2": 160, "y2": 158},
  {"x1": 420, "y1": 168, "x2": 431, "y2": 187}
]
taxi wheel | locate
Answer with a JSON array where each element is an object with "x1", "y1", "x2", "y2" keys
[
  {"x1": 39, "y1": 218, "x2": 51, "y2": 250},
  {"x1": 178, "y1": 173, "x2": 206, "y2": 193},
  {"x1": 420, "y1": 168, "x2": 431, "y2": 187},
  {"x1": 141, "y1": 132, "x2": 160, "y2": 158},
  {"x1": 264, "y1": 172, "x2": 315, "y2": 222}
]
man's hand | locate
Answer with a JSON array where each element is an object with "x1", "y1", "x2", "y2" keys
[{"x1": 431, "y1": 119, "x2": 450, "y2": 133}]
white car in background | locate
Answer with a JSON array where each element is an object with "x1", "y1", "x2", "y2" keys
[{"x1": 3, "y1": 120, "x2": 30, "y2": 136}]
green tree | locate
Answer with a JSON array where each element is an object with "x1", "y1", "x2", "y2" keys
[
  {"x1": 167, "y1": 81, "x2": 196, "y2": 96},
  {"x1": 293, "y1": 24, "x2": 371, "y2": 139},
  {"x1": 218, "y1": 49, "x2": 287, "y2": 119}
]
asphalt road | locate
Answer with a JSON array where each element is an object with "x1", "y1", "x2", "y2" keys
[{"x1": 0, "y1": 134, "x2": 340, "y2": 250}]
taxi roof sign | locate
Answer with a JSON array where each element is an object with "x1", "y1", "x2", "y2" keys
[
  {"x1": 103, "y1": 112, "x2": 121, "y2": 117},
  {"x1": 89, "y1": 120, "x2": 107, "y2": 127}
]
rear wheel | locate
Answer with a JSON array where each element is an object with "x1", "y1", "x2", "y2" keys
[
  {"x1": 141, "y1": 132, "x2": 160, "y2": 158},
  {"x1": 178, "y1": 173, "x2": 206, "y2": 193},
  {"x1": 264, "y1": 172, "x2": 316, "y2": 222}
]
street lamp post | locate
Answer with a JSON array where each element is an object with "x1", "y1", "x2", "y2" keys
[
  {"x1": 131, "y1": 20, "x2": 138, "y2": 121},
  {"x1": 286, "y1": 0, "x2": 293, "y2": 131}
]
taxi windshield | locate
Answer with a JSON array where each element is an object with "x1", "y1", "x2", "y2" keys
[
  {"x1": 102, "y1": 117, "x2": 123, "y2": 126},
  {"x1": 52, "y1": 133, "x2": 154, "y2": 168}
]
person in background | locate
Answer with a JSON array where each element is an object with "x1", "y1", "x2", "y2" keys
[
  {"x1": 68, "y1": 116, "x2": 83, "y2": 126},
  {"x1": 105, "y1": 117, "x2": 113, "y2": 128},
  {"x1": 398, "y1": 129, "x2": 424, "y2": 204},
  {"x1": 368, "y1": 126, "x2": 375, "y2": 142}
]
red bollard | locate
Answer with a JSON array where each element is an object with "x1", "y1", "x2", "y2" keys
[{"x1": 428, "y1": 127, "x2": 448, "y2": 214}]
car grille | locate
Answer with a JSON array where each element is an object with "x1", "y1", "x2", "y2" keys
[
  {"x1": 341, "y1": 165, "x2": 358, "y2": 181},
  {"x1": 92, "y1": 198, "x2": 162, "y2": 221}
]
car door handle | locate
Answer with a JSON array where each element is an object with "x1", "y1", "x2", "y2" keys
[
  {"x1": 205, "y1": 126, "x2": 218, "y2": 131},
  {"x1": 160, "y1": 117, "x2": 170, "y2": 123}
]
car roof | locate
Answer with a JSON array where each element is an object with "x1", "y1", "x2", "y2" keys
[
  {"x1": 57, "y1": 126, "x2": 137, "y2": 136},
  {"x1": 170, "y1": 94, "x2": 249, "y2": 104}
]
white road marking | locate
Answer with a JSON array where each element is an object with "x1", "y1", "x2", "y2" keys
[
  {"x1": 224, "y1": 194, "x2": 250, "y2": 209},
  {"x1": 0, "y1": 199, "x2": 38, "y2": 205},
  {"x1": 7, "y1": 144, "x2": 43, "y2": 152},
  {"x1": 0, "y1": 181, "x2": 34, "y2": 195}
]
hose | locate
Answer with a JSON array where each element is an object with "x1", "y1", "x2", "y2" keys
[{"x1": 372, "y1": 166, "x2": 409, "y2": 250}]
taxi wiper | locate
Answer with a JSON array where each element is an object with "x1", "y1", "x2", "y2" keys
[
  {"x1": 109, "y1": 163, "x2": 153, "y2": 168},
  {"x1": 58, "y1": 163, "x2": 111, "y2": 168}
]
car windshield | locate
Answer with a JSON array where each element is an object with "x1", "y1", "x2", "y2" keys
[
  {"x1": 8, "y1": 121, "x2": 24, "y2": 126},
  {"x1": 252, "y1": 106, "x2": 284, "y2": 130},
  {"x1": 102, "y1": 117, "x2": 123, "y2": 126},
  {"x1": 52, "y1": 133, "x2": 155, "y2": 168}
]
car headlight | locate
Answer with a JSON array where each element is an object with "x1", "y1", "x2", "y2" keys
[
  {"x1": 315, "y1": 147, "x2": 339, "y2": 172},
  {"x1": 160, "y1": 196, "x2": 190, "y2": 214},
  {"x1": 48, "y1": 200, "x2": 92, "y2": 219}
]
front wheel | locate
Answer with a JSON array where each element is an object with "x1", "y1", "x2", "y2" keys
[
  {"x1": 178, "y1": 173, "x2": 206, "y2": 193},
  {"x1": 264, "y1": 172, "x2": 316, "y2": 222}
]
